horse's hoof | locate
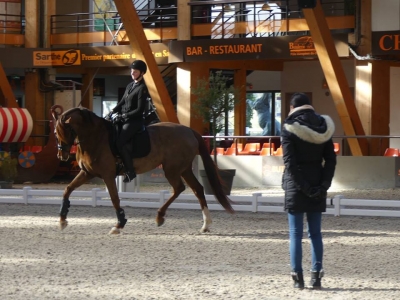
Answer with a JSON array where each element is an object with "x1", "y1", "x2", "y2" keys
[
  {"x1": 109, "y1": 227, "x2": 120, "y2": 234},
  {"x1": 200, "y1": 227, "x2": 210, "y2": 233},
  {"x1": 59, "y1": 220, "x2": 68, "y2": 230},
  {"x1": 156, "y1": 217, "x2": 165, "y2": 227}
]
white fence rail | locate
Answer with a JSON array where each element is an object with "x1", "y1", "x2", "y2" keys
[{"x1": 1, "y1": 187, "x2": 400, "y2": 217}]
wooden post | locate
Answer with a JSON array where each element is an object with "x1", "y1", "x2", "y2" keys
[{"x1": 303, "y1": 0, "x2": 366, "y2": 156}]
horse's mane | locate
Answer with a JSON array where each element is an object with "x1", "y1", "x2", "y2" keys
[
  {"x1": 57, "y1": 107, "x2": 110, "y2": 144},
  {"x1": 61, "y1": 107, "x2": 98, "y2": 124}
]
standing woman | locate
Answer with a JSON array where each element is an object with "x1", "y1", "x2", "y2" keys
[
  {"x1": 281, "y1": 93, "x2": 336, "y2": 289},
  {"x1": 110, "y1": 59, "x2": 149, "y2": 183}
]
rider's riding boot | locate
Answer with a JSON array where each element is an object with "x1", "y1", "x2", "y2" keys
[{"x1": 120, "y1": 146, "x2": 136, "y2": 183}]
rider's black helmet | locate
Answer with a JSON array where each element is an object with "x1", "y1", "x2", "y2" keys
[{"x1": 130, "y1": 59, "x2": 147, "y2": 74}]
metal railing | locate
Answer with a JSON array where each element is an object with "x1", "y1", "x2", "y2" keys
[
  {"x1": 190, "y1": 0, "x2": 355, "y2": 39},
  {"x1": 46, "y1": 0, "x2": 354, "y2": 45},
  {"x1": 0, "y1": 13, "x2": 25, "y2": 34},
  {"x1": 50, "y1": 7, "x2": 177, "y2": 34},
  {"x1": 202, "y1": 134, "x2": 400, "y2": 156}
]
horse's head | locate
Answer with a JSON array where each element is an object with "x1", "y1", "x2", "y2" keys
[{"x1": 51, "y1": 107, "x2": 81, "y2": 161}]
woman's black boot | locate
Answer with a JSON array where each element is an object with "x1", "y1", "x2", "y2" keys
[
  {"x1": 308, "y1": 270, "x2": 324, "y2": 289},
  {"x1": 291, "y1": 272, "x2": 304, "y2": 289}
]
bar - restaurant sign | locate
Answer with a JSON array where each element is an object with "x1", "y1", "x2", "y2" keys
[
  {"x1": 169, "y1": 34, "x2": 349, "y2": 63},
  {"x1": 372, "y1": 30, "x2": 400, "y2": 55}
]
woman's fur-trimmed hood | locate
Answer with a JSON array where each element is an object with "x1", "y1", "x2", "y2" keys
[{"x1": 283, "y1": 109, "x2": 335, "y2": 144}]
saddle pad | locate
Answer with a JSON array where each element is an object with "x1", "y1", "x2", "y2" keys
[{"x1": 130, "y1": 128, "x2": 151, "y2": 158}]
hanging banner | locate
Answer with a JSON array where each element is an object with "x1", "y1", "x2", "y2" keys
[{"x1": 0, "y1": 108, "x2": 33, "y2": 143}]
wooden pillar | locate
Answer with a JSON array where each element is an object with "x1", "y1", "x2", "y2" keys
[
  {"x1": 355, "y1": 60, "x2": 390, "y2": 155},
  {"x1": 25, "y1": 71, "x2": 45, "y2": 145},
  {"x1": 25, "y1": 0, "x2": 38, "y2": 48},
  {"x1": 24, "y1": 0, "x2": 45, "y2": 145},
  {"x1": 177, "y1": 62, "x2": 208, "y2": 134},
  {"x1": 234, "y1": 67, "x2": 246, "y2": 137},
  {"x1": 358, "y1": 0, "x2": 372, "y2": 57},
  {"x1": 177, "y1": 0, "x2": 191, "y2": 40},
  {"x1": 303, "y1": 0, "x2": 366, "y2": 156},
  {"x1": 81, "y1": 69, "x2": 96, "y2": 110},
  {"x1": 370, "y1": 61, "x2": 390, "y2": 155},
  {"x1": 175, "y1": 1, "x2": 196, "y2": 132},
  {"x1": 355, "y1": 62, "x2": 372, "y2": 136}
]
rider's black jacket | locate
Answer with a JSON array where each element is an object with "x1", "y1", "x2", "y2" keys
[{"x1": 112, "y1": 79, "x2": 148, "y2": 120}]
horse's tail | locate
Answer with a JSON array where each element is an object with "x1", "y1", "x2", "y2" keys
[{"x1": 193, "y1": 130, "x2": 235, "y2": 214}]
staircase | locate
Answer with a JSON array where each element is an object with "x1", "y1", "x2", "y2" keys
[{"x1": 135, "y1": 0, "x2": 177, "y2": 28}]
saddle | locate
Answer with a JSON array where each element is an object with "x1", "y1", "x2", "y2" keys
[
  {"x1": 108, "y1": 123, "x2": 151, "y2": 159},
  {"x1": 108, "y1": 97, "x2": 159, "y2": 159}
]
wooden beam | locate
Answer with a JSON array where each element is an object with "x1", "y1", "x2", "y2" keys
[
  {"x1": 371, "y1": 61, "x2": 390, "y2": 155},
  {"x1": 51, "y1": 28, "x2": 178, "y2": 46},
  {"x1": 303, "y1": 1, "x2": 366, "y2": 156},
  {"x1": 188, "y1": 62, "x2": 209, "y2": 134},
  {"x1": 81, "y1": 68, "x2": 96, "y2": 110},
  {"x1": 0, "y1": 62, "x2": 18, "y2": 108},
  {"x1": 358, "y1": 0, "x2": 372, "y2": 56},
  {"x1": 234, "y1": 67, "x2": 246, "y2": 137},
  {"x1": 25, "y1": 0, "x2": 38, "y2": 48},
  {"x1": 24, "y1": 71, "x2": 45, "y2": 146},
  {"x1": 0, "y1": 34, "x2": 24, "y2": 45},
  {"x1": 113, "y1": 0, "x2": 178, "y2": 123},
  {"x1": 177, "y1": 0, "x2": 191, "y2": 41}
]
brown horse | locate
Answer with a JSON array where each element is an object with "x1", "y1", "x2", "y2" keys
[{"x1": 51, "y1": 106, "x2": 234, "y2": 234}]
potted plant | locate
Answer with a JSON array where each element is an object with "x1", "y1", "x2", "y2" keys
[
  {"x1": 191, "y1": 70, "x2": 240, "y2": 195},
  {"x1": 0, "y1": 153, "x2": 18, "y2": 189}
]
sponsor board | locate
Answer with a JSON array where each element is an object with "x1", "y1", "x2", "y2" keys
[{"x1": 33, "y1": 50, "x2": 81, "y2": 67}]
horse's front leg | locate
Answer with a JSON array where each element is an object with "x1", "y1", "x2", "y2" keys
[
  {"x1": 104, "y1": 177, "x2": 127, "y2": 235},
  {"x1": 59, "y1": 170, "x2": 93, "y2": 230}
]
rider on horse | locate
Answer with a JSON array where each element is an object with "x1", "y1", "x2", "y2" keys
[{"x1": 109, "y1": 59, "x2": 149, "y2": 183}]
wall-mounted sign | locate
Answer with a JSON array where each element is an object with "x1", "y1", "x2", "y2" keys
[
  {"x1": 372, "y1": 30, "x2": 400, "y2": 55},
  {"x1": 0, "y1": 43, "x2": 169, "y2": 68},
  {"x1": 169, "y1": 34, "x2": 348, "y2": 63},
  {"x1": 33, "y1": 50, "x2": 81, "y2": 67}
]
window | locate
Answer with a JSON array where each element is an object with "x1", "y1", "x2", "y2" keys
[{"x1": 246, "y1": 92, "x2": 281, "y2": 136}]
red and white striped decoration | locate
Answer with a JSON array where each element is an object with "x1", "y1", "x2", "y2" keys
[{"x1": 0, "y1": 108, "x2": 33, "y2": 143}]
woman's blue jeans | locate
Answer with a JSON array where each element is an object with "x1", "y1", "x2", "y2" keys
[{"x1": 288, "y1": 211, "x2": 323, "y2": 273}]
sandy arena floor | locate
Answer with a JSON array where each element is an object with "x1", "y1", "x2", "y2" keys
[{"x1": 1, "y1": 183, "x2": 400, "y2": 299}]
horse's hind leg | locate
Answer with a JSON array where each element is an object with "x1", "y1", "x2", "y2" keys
[
  {"x1": 156, "y1": 174, "x2": 185, "y2": 227},
  {"x1": 181, "y1": 168, "x2": 212, "y2": 233},
  {"x1": 59, "y1": 170, "x2": 94, "y2": 230}
]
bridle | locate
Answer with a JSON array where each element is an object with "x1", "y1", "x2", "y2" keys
[{"x1": 54, "y1": 117, "x2": 77, "y2": 158}]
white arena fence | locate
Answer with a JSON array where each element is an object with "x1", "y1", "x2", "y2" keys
[{"x1": 1, "y1": 187, "x2": 400, "y2": 218}]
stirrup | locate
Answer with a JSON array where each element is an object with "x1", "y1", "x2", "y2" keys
[{"x1": 123, "y1": 171, "x2": 136, "y2": 183}]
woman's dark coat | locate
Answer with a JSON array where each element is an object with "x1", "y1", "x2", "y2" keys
[{"x1": 281, "y1": 106, "x2": 336, "y2": 212}]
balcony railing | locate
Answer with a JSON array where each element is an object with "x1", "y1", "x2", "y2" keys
[{"x1": 0, "y1": 0, "x2": 355, "y2": 47}]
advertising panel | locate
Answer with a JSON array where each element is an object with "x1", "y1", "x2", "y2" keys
[{"x1": 169, "y1": 34, "x2": 349, "y2": 63}]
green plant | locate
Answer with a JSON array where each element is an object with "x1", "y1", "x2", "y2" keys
[
  {"x1": 0, "y1": 155, "x2": 18, "y2": 182},
  {"x1": 191, "y1": 70, "x2": 240, "y2": 164}
]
